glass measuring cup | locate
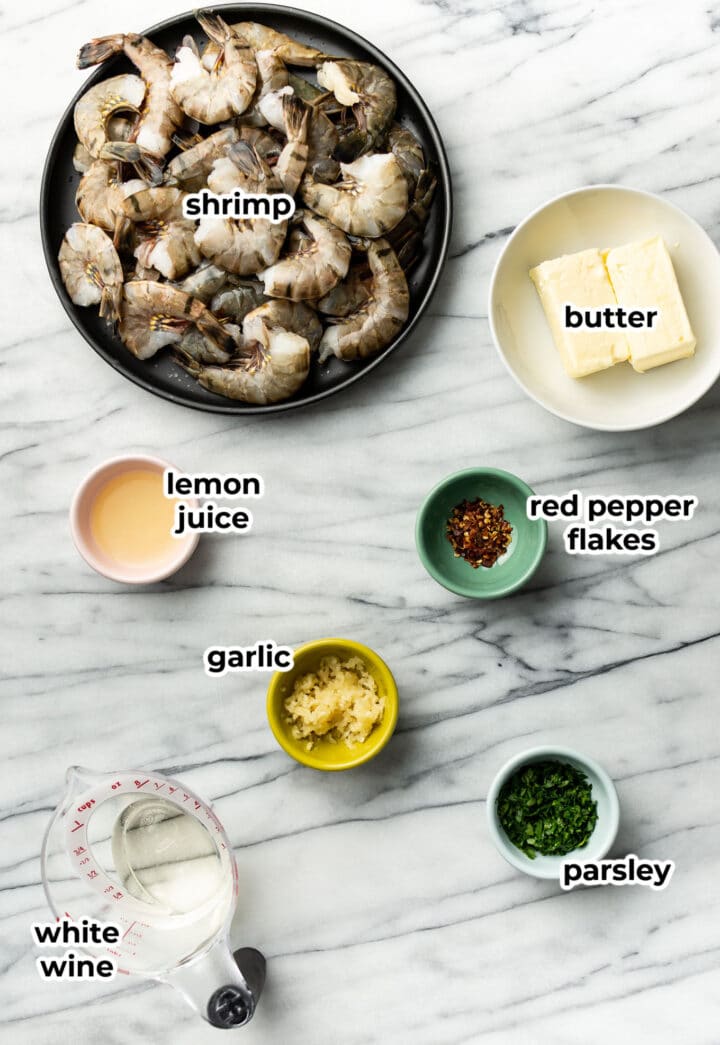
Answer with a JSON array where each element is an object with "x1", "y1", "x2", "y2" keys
[{"x1": 41, "y1": 767, "x2": 265, "y2": 1028}]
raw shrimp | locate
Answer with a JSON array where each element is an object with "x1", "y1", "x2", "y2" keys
[
  {"x1": 78, "y1": 34, "x2": 183, "y2": 157},
  {"x1": 176, "y1": 262, "x2": 232, "y2": 302},
  {"x1": 164, "y1": 126, "x2": 240, "y2": 190},
  {"x1": 244, "y1": 299, "x2": 322, "y2": 352},
  {"x1": 257, "y1": 86, "x2": 338, "y2": 182},
  {"x1": 260, "y1": 212, "x2": 351, "y2": 300},
  {"x1": 318, "y1": 238, "x2": 409, "y2": 362},
  {"x1": 238, "y1": 125, "x2": 283, "y2": 167},
  {"x1": 317, "y1": 258, "x2": 372, "y2": 317},
  {"x1": 177, "y1": 323, "x2": 241, "y2": 365},
  {"x1": 76, "y1": 159, "x2": 147, "y2": 233},
  {"x1": 211, "y1": 281, "x2": 268, "y2": 323},
  {"x1": 207, "y1": 139, "x2": 282, "y2": 194},
  {"x1": 120, "y1": 186, "x2": 187, "y2": 221},
  {"x1": 387, "y1": 125, "x2": 425, "y2": 193},
  {"x1": 120, "y1": 186, "x2": 200, "y2": 280},
  {"x1": 301, "y1": 153, "x2": 408, "y2": 237},
  {"x1": 287, "y1": 72, "x2": 323, "y2": 103},
  {"x1": 128, "y1": 260, "x2": 162, "y2": 282},
  {"x1": 118, "y1": 281, "x2": 236, "y2": 360},
  {"x1": 195, "y1": 217, "x2": 287, "y2": 275},
  {"x1": 72, "y1": 142, "x2": 94, "y2": 172},
  {"x1": 59, "y1": 223, "x2": 123, "y2": 323},
  {"x1": 181, "y1": 321, "x2": 311, "y2": 404},
  {"x1": 253, "y1": 48, "x2": 290, "y2": 99},
  {"x1": 75, "y1": 115, "x2": 139, "y2": 174},
  {"x1": 318, "y1": 60, "x2": 396, "y2": 155},
  {"x1": 205, "y1": 45, "x2": 288, "y2": 124},
  {"x1": 256, "y1": 85, "x2": 293, "y2": 131},
  {"x1": 275, "y1": 94, "x2": 309, "y2": 196},
  {"x1": 170, "y1": 14, "x2": 256, "y2": 124},
  {"x1": 387, "y1": 168, "x2": 437, "y2": 270},
  {"x1": 225, "y1": 22, "x2": 330, "y2": 66},
  {"x1": 73, "y1": 142, "x2": 94, "y2": 174},
  {"x1": 73, "y1": 74, "x2": 145, "y2": 158},
  {"x1": 307, "y1": 109, "x2": 340, "y2": 183},
  {"x1": 195, "y1": 145, "x2": 288, "y2": 274},
  {"x1": 101, "y1": 141, "x2": 164, "y2": 184}
]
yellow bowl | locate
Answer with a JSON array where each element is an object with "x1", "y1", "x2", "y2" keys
[{"x1": 266, "y1": 638, "x2": 399, "y2": 771}]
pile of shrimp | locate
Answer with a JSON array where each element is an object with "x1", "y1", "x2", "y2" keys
[{"x1": 59, "y1": 12, "x2": 437, "y2": 404}]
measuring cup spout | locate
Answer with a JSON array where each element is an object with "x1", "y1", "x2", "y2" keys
[
  {"x1": 162, "y1": 936, "x2": 265, "y2": 1029},
  {"x1": 64, "y1": 765, "x2": 105, "y2": 797}
]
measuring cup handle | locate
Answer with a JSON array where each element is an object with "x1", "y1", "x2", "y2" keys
[
  {"x1": 164, "y1": 937, "x2": 266, "y2": 1029},
  {"x1": 207, "y1": 949, "x2": 266, "y2": 1029}
]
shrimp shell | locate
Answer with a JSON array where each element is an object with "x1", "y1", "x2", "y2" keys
[
  {"x1": 274, "y1": 94, "x2": 309, "y2": 196},
  {"x1": 182, "y1": 322, "x2": 311, "y2": 404},
  {"x1": 225, "y1": 22, "x2": 331, "y2": 66},
  {"x1": 58, "y1": 223, "x2": 123, "y2": 323},
  {"x1": 170, "y1": 13, "x2": 257, "y2": 124},
  {"x1": 119, "y1": 281, "x2": 236, "y2": 360},
  {"x1": 164, "y1": 126, "x2": 240, "y2": 190},
  {"x1": 211, "y1": 281, "x2": 268, "y2": 323},
  {"x1": 318, "y1": 239, "x2": 409, "y2": 362},
  {"x1": 77, "y1": 34, "x2": 183, "y2": 158},
  {"x1": 260, "y1": 212, "x2": 351, "y2": 301},
  {"x1": 77, "y1": 168, "x2": 148, "y2": 233},
  {"x1": 318, "y1": 60, "x2": 396, "y2": 154},
  {"x1": 73, "y1": 74, "x2": 146, "y2": 158},
  {"x1": 244, "y1": 299, "x2": 322, "y2": 352},
  {"x1": 301, "y1": 153, "x2": 408, "y2": 238},
  {"x1": 177, "y1": 262, "x2": 232, "y2": 303},
  {"x1": 316, "y1": 258, "x2": 372, "y2": 317},
  {"x1": 195, "y1": 217, "x2": 287, "y2": 276}
]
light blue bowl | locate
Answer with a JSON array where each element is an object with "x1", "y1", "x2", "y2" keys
[{"x1": 487, "y1": 746, "x2": 620, "y2": 880}]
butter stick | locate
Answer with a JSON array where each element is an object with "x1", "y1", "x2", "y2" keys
[
  {"x1": 530, "y1": 249, "x2": 631, "y2": 378},
  {"x1": 603, "y1": 237, "x2": 696, "y2": 373}
]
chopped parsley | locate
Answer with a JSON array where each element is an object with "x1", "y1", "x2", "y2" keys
[{"x1": 496, "y1": 760, "x2": 598, "y2": 859}]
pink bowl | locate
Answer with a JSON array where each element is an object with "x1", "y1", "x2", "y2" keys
[{"x1": 70, "y1": 454, "x2": 199, "y2": 584}]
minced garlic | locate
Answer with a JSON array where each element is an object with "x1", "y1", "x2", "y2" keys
[{"x1": 284, "y1": 656, "x2": 385, "y2": 750}]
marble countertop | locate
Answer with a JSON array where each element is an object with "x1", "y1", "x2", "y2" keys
[{"x1": 3, "y1": 0, "x2": 720, "y2": 1042}]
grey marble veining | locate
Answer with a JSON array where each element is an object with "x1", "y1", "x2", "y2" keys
[{"x1": 2, "y1": 0, "x2": 720, "y2": 1042}]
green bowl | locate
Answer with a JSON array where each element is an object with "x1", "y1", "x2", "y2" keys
[{"x1": 415, "y1": 467, "x2": 547, "y2": 599}]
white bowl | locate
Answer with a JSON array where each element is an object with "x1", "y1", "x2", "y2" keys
[
  {"x1": 488, "y1": 185, "x2": 720, "y2": 430},
  {"x1": 70, "y1": 454, "x2": 199, "y2": 584},
  {"x1": 486, "y1": 746, "x2": 620, "y2": 881}
]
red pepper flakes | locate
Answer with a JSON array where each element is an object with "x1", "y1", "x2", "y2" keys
[{"x1": 446, "y1": 497, "x2": 512, "y2": 569}]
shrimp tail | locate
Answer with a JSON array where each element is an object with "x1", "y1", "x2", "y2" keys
[
  {"x1": 195, "y1": 10, "x2": 232, "y2": 44},
  {"x1": 99, "y1": 284, "x2": 122, "y2": 325},
  {"x1": 172, "y1": 130, "x2": 204, "y2": 152},
  {"x1": 226, "y1": 141, "x2": 264, "y2": 178},
  {"x1": 283, "y1": 94, "x2": 310, "y2": 143},
  {"x1": 100, "y1": 142, "x2": 164, "y2": 184},
  {"x1": 173, "y1": 349, "x2": 202, "y2": 377},
  {"x1": 112, "y1": 212, "x2": 132, "y2": 252},
  {"x1": 193, "y1": 308, "x2": 238, "y2": 356},
  {"x1": 77, "y1": 35, "x2": 125, "y2": 68},
  {"x1": 334, "y1": 126, "x2": 368, "y2": 162},
  {"x1": 181, "y1": 33, "x2": 201, "y2": 57}
]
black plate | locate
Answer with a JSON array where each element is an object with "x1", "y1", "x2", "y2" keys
[{"x1": 40, "y1": 3, "x2": 452, "y2": 414}]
